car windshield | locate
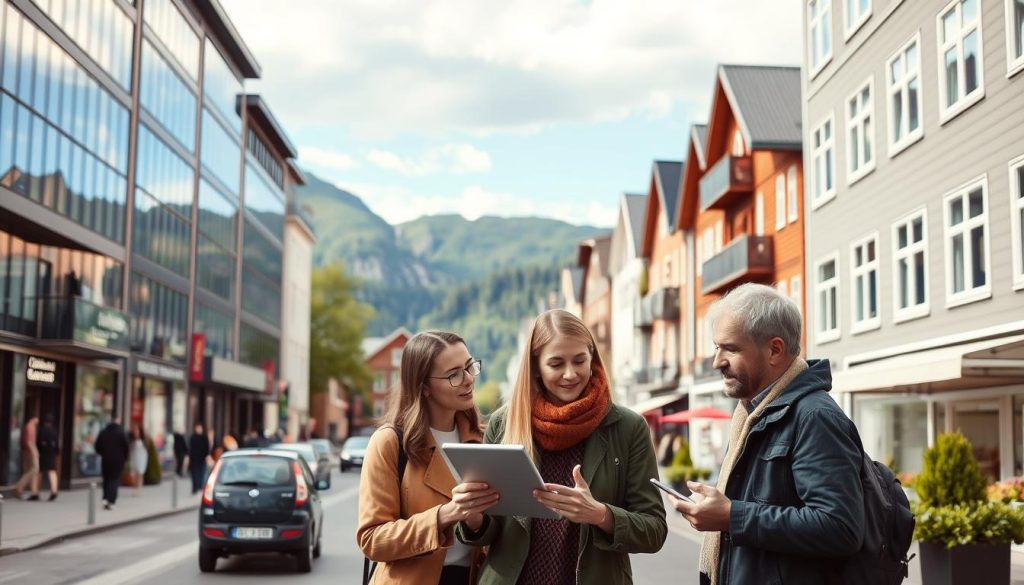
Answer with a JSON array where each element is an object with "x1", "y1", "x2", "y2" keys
[
  {"x1": 270, "y1": 444, "x2": 315, "y2": 464},
  {"x1": 217, "y1": 457, "x2": 293, "y2": 487},
  {"x1": 344, "y1": 436, "x2": 370, "y2": 449},
  {"x1": 308, "y1": 442, "x2": 330, "y2": 456}
]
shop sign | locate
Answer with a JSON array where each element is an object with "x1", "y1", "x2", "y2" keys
[
  {"x1": 74, "y1": 304, "x2": 130, "y2": 351},
  {"x1": 26, "y1": 356, "x2": 59, "y2": 386},
  {"x1": 136, "y1": 359, "x2": 186, "y2": 382},
  {"x1": 190, "y1": 334, "x2": 206, "y2": 382}
]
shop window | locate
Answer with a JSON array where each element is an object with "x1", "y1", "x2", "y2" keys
[{"x1": 72, "y1": 365, "x2": 116, "y2": 478}]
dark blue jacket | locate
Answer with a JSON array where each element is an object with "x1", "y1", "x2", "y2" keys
[{"x1": 705, "y1": 359, "x2": 865, "y2": 585}]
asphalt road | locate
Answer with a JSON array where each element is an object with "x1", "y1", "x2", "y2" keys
[{"x1": 0, "y1": 468, "x2": 702, "y2": 584}]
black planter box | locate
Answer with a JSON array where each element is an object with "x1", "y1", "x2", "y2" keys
[{"x1": 919, "y1": 541, "x2": 1010, "y2": 585}]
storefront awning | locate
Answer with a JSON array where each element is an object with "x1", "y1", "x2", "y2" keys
[
  {"x1": 628, "y1": 391, "x2": 687, "y2": 414},
  {"x1": 832, "y1": 334, "x2": 1024, "y2": 394}
]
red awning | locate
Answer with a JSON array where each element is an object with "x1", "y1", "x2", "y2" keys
[{"x1": 659, "y1": 406, "x2": 732, "y2": 424}]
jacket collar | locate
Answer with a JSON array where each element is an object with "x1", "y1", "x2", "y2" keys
[
  {"x1": 751, "y1": 359, "x2": 832, "y2": 432},
  {"x1": 422, "y1": 411, "x2": 484, "y2": 499}
]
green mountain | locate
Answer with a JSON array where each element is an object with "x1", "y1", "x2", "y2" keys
[{"x1": 294, "y1": 172, "x2": 605, "y2": 378}]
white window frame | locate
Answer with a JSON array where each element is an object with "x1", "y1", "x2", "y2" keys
[
  {"x1": 775, "y1": 173, "x2": 787, "y2": 230},
  {"x1": 790, "y1": 275, "x2": 803, "y2": 315},
  {"x1": 891, "y1": 207, "x2": 931, "y2": 323},
  {"x1": 942, "y1": 174, "x2": 992, "y2": 308},
  {"x1": 811, "y1": 112, "x2": 837, "y2": 210},
  {"x1": 887, "y1": 32, "x2": 925, "y2": 157},
  {"x1": 1007, "y1": 0, "x2": 1024, "y2": 77},
  {"x1": 808, "y1": 0, "x2": 834, "y2": 78},
  {"x1": 936, "y1": 0, "x2": 986, "y2": 124},
  {"x1": 846, "y1": 77, "x2": 876, "y2": 185},
  {"x1": 787, "y1": 166, "x2": 799, "y2": 223},
  {"x1": 732, "y1": 130, "x2": 745, "y2": 156},
  {"x1": 755, "y1": 191, "x2": 765, "y2": 235},
  {"x1": 844, "y1": 0, "x2": 872, "y2": 41},
  {"x1": 1009, "y1": 154, "x2": 1024, "y2": 290},
  {"x1": 814, "y1": 252, "x2": 841, "y2": 344},
  {"x1": 850, "y1": 232, "x2": 881, "y2": 334}
]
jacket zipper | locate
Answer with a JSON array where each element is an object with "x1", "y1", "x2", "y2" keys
[
  {"x1": 575, "y1": 525, "x2": 589, "y2": 585},
  {"x1": 721, "y1": 532, "x2": 732, "y2": 584}
]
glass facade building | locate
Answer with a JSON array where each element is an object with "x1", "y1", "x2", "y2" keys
[{"x1": 0, "y1": 0, "x2": 303, "y2": 489}]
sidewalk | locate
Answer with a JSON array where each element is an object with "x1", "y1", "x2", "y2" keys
[{"x1": 0, "y1": 475, "x2": 201, "y2": 556}]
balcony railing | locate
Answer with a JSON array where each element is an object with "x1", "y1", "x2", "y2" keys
[
  {"x1": 649, "y1": 287, "x2": 680, "y2": 321},
  {"x1": 701, "y1": 234, "x2": 774, "y2": 295},
  {"x1": 35, "y1": 296, "x2": 130, "y2": 352},
  {"x1": 699, "y1": 155, "x2": 754, "y2": 211}
]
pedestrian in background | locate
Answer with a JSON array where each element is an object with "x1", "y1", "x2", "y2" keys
[
  {"x1": 95, "y1": 417, "x2": 129, "y2": 510},
  {"x1": 173, "y1": 429, "x2": 188, "y2": 477},
  {"x1": 458, "y1": 309, "x2": 667, "y2": 585},
  {"x1": 129, "y1": 427, "x2": 148, "y2": 493},
  {"x1": 669, "y1": 283, "x2": 865, "y2": 585},
  {"x1": 357, "y1": 330, "x2": 495, "y2": 585},
  {"x1": 36, "y1": 413, "x2": 60, "y2": 502},
  {"x1": 188, "y1": 423, "x2": 211, "y2": 494},
  {"x1": 13, "y1": 415, "x2": 39, "y2": 499}
]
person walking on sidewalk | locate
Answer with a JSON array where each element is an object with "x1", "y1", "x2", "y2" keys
[
  {"x1": 189, "y1": 423, "x2": 211, "y2": 494},
  {"x1": 457, "y1": 310, "x2": 667, "y2": 585},
  {"x1": 36, "y1": 413, "x2": 60, "y2": 501},
  {"x1": 173, "y1": 429, "x2": 188, "y2": 477},
  {"x1": 668, "y1": 284, "x2": 865, "y2": 585},
  {"x1": 95, "y1": 417, "x2": 129, "y2": 510},
  {"x1": 13, "y1": 415, "x2": 39, "y2": 499},
  {"x1": 129, "y1": 427, "x2": 148, "y2": 493}
]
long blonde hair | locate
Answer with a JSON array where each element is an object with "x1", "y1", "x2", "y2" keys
[
  {"x1": 380, "y1": 330, "x2": 483, "y2": 466},
  {"x1": 503, "y1": 309, "x2": 610, "y2": 461}
]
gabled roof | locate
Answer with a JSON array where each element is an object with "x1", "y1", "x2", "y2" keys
[
  {"x1": 715, "y1": 65, "x2": 802, "y2": 153},
  {"x1": 691, "y1": 124, "x2": 709, "y2": 170},
  {"x1": 653, "y1": 160, "x2": 684, "y2": 233},
  {"x1": 623, "y1": 193, "x2": 646, "y2": 256},
  {"x1": 592, "y1": 233, "x2": 612, "y2": 277},
  {"x1": 568, "y1": 267, "x2": 585, "y2": 304},
  {"x1": 362, "y1": 327, "x2": 413, "y2": 361}
]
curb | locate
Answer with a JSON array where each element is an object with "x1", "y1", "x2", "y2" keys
[{"x1": 0, "y1": 502, "x2": 200, "y2": 557}]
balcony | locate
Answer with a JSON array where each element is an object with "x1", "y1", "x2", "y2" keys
[
  {"x1": 699, "y1": 155, "x2": 753, "y2": 211},
  {"x1": 649, "y1": 287, "x2": 680, "y2": 321},
  {"x1": 636, "y1": 363, "x2": 680, "y2": 391},
  {"x1": 34, "y1": 296, "x2": 130, "y2": 356},
  {"x1": 701, "y1": 234, "x2": 774, "y2": 295}
]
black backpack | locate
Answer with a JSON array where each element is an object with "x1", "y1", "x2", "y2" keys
[
  {"x1": 362, "y1": 427, "x2": 407, "y2": 585},
  {"x1": 838, "y1": 446, "x2": 916, "y2": 584}
]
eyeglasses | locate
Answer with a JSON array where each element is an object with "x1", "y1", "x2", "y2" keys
[{"x1": 428, "y1": 360, "x2": 482, "y2": 387}]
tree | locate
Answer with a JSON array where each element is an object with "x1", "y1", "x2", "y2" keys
[
  {"x1": 473, "y1": 380, "x2": 503, "y2": 416},
  {"x1": 310, "y1": 264, "x2": 375, "y2": 399}
]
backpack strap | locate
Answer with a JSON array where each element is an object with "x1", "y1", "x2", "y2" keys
[{"x1": 362, "y1": 426, "x2": 407, "y2": 585}]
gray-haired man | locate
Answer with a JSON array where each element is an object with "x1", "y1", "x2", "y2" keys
[{"x1": 670, "y1": 283, "x2": 865, "y2": 585}]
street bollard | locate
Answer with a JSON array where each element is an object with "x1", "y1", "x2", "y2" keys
[
  {"x1": 171, "y1": 474, "x2": 178, "y2": 509},
  {"x1": 87, "y1": 482, "x2": 96, "y2": 525}
]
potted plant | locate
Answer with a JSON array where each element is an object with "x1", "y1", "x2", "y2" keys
[
  {"x1": 664, "y1": 438, "x2": 710, "y2": 490},
  {"x1": 913, "y1": 432, "x2": 1024, "y2": 585}
]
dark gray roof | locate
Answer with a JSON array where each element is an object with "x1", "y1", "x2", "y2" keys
[
  {"x1": 623, "y1": 193, "x2": 646, "y2": 256},
  {"x1": 653, "y1": 161, "x2": 684, "y2": 233},
  {"x1": 691, "y1": 124, "x2": 708, "y2": 169},
  {"x1": 570, "y1": 267, "x2": 585, "y2": 304},
  {"x1": 720, "y1": 65, "x2": 802, "y2": 151},
  {"x1": 593, "y1": 234, "x2": 612, "y2": 277}
]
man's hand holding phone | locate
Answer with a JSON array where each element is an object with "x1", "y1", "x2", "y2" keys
[{"x1": 659, "y1": 480, "x2": 732, "y2": 532}]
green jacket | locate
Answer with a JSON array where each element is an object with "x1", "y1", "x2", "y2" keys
[{"x1": 457, "y1": 403, "x2": 667, "y2": 585}]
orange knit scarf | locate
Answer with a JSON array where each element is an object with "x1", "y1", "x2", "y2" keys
[{"x1": 531, "y1": 365, "x2": 611, "y2": 451}]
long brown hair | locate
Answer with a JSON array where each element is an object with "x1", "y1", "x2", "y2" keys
[
  {"x1": 503, "y1": 309, "x2": 610, "y2": 461},
  {"x1": 380, "y1": 330, "x2": 482, "y2": 466}
]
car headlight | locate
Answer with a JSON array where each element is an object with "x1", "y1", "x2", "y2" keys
[{"x1": 341, "y1": 450, "x2": 350, "y2": 459}]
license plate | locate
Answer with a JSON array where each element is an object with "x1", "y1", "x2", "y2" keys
[
  {"x1": 233, "y1": 527, "x2": 274, "y2": 539},
  {"x1": 352, "y1": 457, "x2": 363, "y2": 464}
]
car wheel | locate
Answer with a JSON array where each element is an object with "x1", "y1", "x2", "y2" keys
[
  {"x1": 341, "y1": 464, "x2": 349, "y2": 472},
  {"x1": 198, "y1": 547, "x2": 218, "y2": 573},
  {"x1": 296, "y1": 531, "x2": 314, "y2": 573}
]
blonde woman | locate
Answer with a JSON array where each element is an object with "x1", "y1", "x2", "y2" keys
[
  {"x1": 357, "y1": 331, "x2": 499, "y2": 585},
  {"x1": 457, "y1": 309, "x2": 667, "y2": 585}
]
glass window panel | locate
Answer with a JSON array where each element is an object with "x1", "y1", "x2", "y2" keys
[
  {"x1": 140, "y1": 40, "x2": 197, "y2": 153},
  {"x1": 914, "y1": 251, "x2": 926, "y2": 305},
  {"x1": 198, "y1": 178, "x2": 238, "y2": 251},
  {"x1": 132, "y1": 189, "x2": 190, "y2": 276},
  {"x1": 891, "y1": 92, "x2": 903, "y2": 142},
  {"x1": 944, "y1": 48, "x2": 958, "y2": 105},
  {"x1": 950, "y1": 197, "x2": 964, "y2": 225},
  {"x1": 143, "y1": 0, "x2": 200, "y2": 79},
  {"x1": 942, "y1": 9, "x2": 957, "y2": 43},
  {"x1": 196, "y1": 236, "x2": 235, "y2": 301},
  {"x1": 241, "y1": 268, "x2": 280, "y2": 326},
  {"x1": 243, "y1": 162, "x2": 285, "y2": 240},
  {"x1": 964, "y1": 31, "x2": 979, "y2": 95},
  {"x1": 2, "y1": 7, "x2": 20, "y2": 93},
  {"x1": 897, "y1": 225, "x2": 908, "y2": 249},
  {"x1": 136, "y1": 124, "x2": 194, "y2": 213},
  {"x1": 907, "y1": 78, "x2": 919, "y2": 132},
  {"x1": 202, "y1": 42, "x2": 242, "y2": 134},
  {"x1": 0, "y1": 95, "x2": 15, "y2": 180},
  {"x1": 952, "y1": 233, "x2": 965, "y2": 292},
  {"x1": 18, "y1": 21, "x2": 35, "y2": 107},
  {"x1": 239, "y1": 322, "x2": 279, "y2": 371},
  {"x1": 200, "y1": 109, "x2": 240, "y2": 194},
  {"x1": 194, "y1": 302, "x2": 234, "y2": 359},
  {"x1": 899, "y1": 259, "x2": 909, "y2": 308},
  {"x1": 242, "y1": 219, "x2": 282, "y2": 285},
  {"x1": 1016, "y1": 0, "x2": 1024, "y2": 59},
  {"x1": 962, "y1": 0, "x2": 977, "y2": 20},
  {"x1": 968, "y1": 188, "x2": 984, "y2": 218},
  {"x1": 129, "y1": 272, "x2": 187, "y2": 363},
  {"x1": 970, "y1": 225, "x2": 986, "y2": 287}
]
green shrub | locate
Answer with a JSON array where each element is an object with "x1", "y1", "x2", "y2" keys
[
  {"x1": 914, "y1": 432, "x2": 986, "y2": 507},
  {"x1": 143, "y1": 437, "x2": 162, "y2": 485},
  {"x1": 665, "y1": 465, "x2": 712, "y2": 484},
  {"x1": 671, "y1": 438, "x2": 693, "y2": 468},
  {"x1": 913, "y1": 502, "x2": 1024, "y2": 548}
]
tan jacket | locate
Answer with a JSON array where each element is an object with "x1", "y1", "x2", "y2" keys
[{"x1": 357, "y1": 413, "x2": 484, "y2": 584}]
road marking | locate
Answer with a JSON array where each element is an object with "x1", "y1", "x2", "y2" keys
[
  {"x1": 0, "y1": 571, "x2": 30, "y2": 584},
  {"x1": 320, "y1": 484, "x2": 360, "y2": 508},
  {"x1": 72, "y1": 541, "x2": 194, "y2": 585}
]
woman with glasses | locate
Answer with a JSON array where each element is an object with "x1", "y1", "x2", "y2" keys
[
  {"x1": 357, "y1": 331, "x2": 499, "y2": 585},
  {"x1": 456, "y1": 310, "x2": 667, "y2": 585}
]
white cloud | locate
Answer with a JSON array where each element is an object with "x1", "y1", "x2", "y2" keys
[
  {"x1": 366, "y1": 144, "x2": 493, "y2": 176},
  {"x1": 222, "y1": 0, "x2": 802, "y2": 139},
  {"x1": 298, "y1": 146, "x2": 358, "y2": 172}
]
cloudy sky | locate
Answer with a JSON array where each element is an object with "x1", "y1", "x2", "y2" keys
[{"x1": 221, "y1": 0, "x2": 803, "y2": 227}]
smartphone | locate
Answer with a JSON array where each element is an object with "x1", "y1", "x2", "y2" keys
[{"x1": 650, "y1": 478, "x2": 694, "y2": 503}]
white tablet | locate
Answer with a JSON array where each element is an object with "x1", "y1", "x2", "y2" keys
[{"x1": 440, "y1": 444, "x2": 560, "y2": 519}]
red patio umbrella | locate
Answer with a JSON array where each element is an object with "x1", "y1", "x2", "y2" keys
[{"x1": 659, "y1": 406, "x2": 733, "y2": 424}]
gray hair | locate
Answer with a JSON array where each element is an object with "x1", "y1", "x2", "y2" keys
[{"x1": 707, "y1": 283, "x2": 802, "y2": 357}]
